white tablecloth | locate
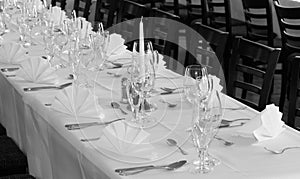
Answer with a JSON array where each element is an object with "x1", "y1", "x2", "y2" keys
[{"x1": 1, "y1": 30, "x2": 300, "y2": 179}]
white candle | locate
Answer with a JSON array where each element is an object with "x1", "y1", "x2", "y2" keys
[
  {"x1": 139, "y1": 17, "x2": 145, "y2": 79},
  {"x1": 43, "y1": 0, "x2": 47, "y2": 8}
]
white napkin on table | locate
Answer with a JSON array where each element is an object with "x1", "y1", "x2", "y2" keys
[
  {"x1": 51, "y1": 85, "x2": 105, "y2": 119},
  {"x1": 0, "y1": 42, "x2": 28, "y2": 64},
  {"x1": 237, "y1": 104, "x2": 285, "y2": 142},
  {"x1": 50, "y1": 6, "x2": 66, "y2": 26},
  {"x1": 96, "y1": 121, "x2": 154, "y2": 159},
  {"x1": 77, "y1": 17, "x2": 92, "y2": 40},
  {"x1": 107, "y1": 33, "x2": 127, "y2": 56},
  {"x1": 16, "y1": 56, "x2": 58, "y2": 84}
]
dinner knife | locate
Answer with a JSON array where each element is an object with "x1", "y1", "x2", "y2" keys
[
  {"x1": 1, "y1": 67, "x2": 19, "y2": 72},
  {"x1": 65, "y1": 118, "x2": 125, "y2": 130},
  {"x1": 23, "y1": 82, "x2": 72, "y2": 92},
  {"x1": 115, "y1": 160, "x2": 187, "y2": 173}
]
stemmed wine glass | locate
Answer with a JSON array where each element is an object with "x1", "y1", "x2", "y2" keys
[
  {"x1": 191, "y1": 90, "x2": 223, "y2": 173},
  {"x1": 132, "y1": 41, "x2": 157, "y2": 113},
  {"x1": 183, "y1": 65, "x2": 211, "y2": 104}
]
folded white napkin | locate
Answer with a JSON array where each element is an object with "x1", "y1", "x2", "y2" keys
[
  {"x1": 0, "y1": 42, "x2": 28, "y2": 64},
  {"x1": 16, "y1": 56, "x2": 58, "y2": 84},
  {"x1": 51, "y1": 85, "x2": 105, "y2": 119},
  {"x1": 96, "y1": 121, "x2": 154, "y2": 159},
  {"x1": 237, "y1": 104, "x2": 284, "y2": 142},
  {"x1": 209, "y1": 74, "x2": 223, "y2": 93},
  {"x1": 50, "y1": 6, "x2": 66, "y2": 26},
  {"x1": 77, "y1": 17, "x2": 92, "y2": 40},
  {"x1": 107, "y1": 33, "x2": 127, "y2": 56}
]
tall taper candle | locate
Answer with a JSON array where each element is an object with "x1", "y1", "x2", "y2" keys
[{"x1": 139, "y1": 17, "x2": 145, "y2": 79}]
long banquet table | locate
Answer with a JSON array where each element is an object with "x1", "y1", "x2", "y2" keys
[{"x1": 1, "y1": 29, "x2": 300, "y2": 179}]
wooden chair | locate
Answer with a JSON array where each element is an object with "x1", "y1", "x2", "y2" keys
[
  {"x1": 51, "y1": 0, "x2": 66, "y2": 10},
  {"x1": 205, "y1": 0, "x2": 246, "y2": 37},
  {"x1": 273, "y1": 0, "x2": 300, "y2": 111},
  {"x1": 186, "y1": 22, "x2": 228, "y2": 79},
  {"x1": 241, "y1": 0, "x2": 276, "y2": 47},
  {"x1": 94, "y1": 0, "x2": 120, "y2": 30},
  {"x1": 227, "y1": 37, "x2": 280, "y2": 111},
  {"x1": 73, "y1": 0, "x2": 92, "y2": 19},
  {"x1": 286, "y1": 54, "x2": 300, "y2": 129},
  {"x1": 0, "y1": 123, "x2": 5, "y2": 136},
  {"x1": 148, "y1": 8, "x2": 180, "y2": 67},
  {"x1": 159, "y1": 0, "x2": 186, "y2": 17},
  {"x1": 114, "y1": 0, "x2": 149, "y2": 46},
  {"x1": 186, "y1": 0, "x2": 207, "y2": 25}
]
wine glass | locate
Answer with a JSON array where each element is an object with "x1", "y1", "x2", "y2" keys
[
  {"x1": 132, "y1": 41, "x2": 157, "y2": 113},
  {"x1": 126, "y1": 78, "x2": 144, "y2": 123},
  {"x1": 191, "y1": 90, "x2": 223, "y2": 173},
  {"x1": 183, "y1": 65, "x2": 210, "y2": 104}
]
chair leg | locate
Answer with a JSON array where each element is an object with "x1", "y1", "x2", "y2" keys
[{"x1": 279, "y1": 58, "x2": 288, "y2": 112}]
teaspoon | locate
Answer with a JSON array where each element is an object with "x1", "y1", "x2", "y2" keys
[{"x1": 166, "y1": 138, "x2": 188, "y2": 155}]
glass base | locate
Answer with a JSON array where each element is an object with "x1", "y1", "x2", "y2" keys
[{"x1": 191, "y1": 154, "x2": 220, "y2": 174}]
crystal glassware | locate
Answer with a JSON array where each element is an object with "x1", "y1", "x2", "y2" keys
[
  {"x1": 191, "y1": 91, "x2": 223, "y2": 173},
  {"x1": 132, "y1": 41, "x2": 157, "y2": 113},
  {"x1": 183, "y1": 65, "x2": 210, "y2": 104}
]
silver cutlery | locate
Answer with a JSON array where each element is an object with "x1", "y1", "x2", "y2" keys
[
  {"x1": 221, "y1": 118, "x2": 251, "y2": 124},
  {"x1": 65, "y1": 118, "x2": 125, "y2": 130},
  {"x1": 160, "y1": 87, "x2": 184, "y2": 93},
  {"x1": 215, "y1": 136, "x2": 234, "y2": 146},
  {"x1": 219, "y1": 122, "x2": 246, "y2": 128},
  {"x1": 115, "y1": 160, "x2": 187, "y2": 176},
  {"x1": 1, "y1": 67, "x2": 19, "y2": 72},
  {"x1": 23, "y1": 82, "x2": 72, "y2": 92},
  {"x1": 6, "y1": 75, "x2": 16, "y2": 77},
  {"x1": 166, "y1": 138, "x2": 188, "y2": 155},
  {"x1": 222, "y1": 106, "x2": 247, "y2": 111},
  {"x1": 159, "y1": 99, "x2": 177, "y2": 108},
  {"x1": 107, "y1": 72, "x2": 122, "y2": 77},
  {"x1": 264, "y1": 146, "x2": 300, "y2": 154},
  {"x1": 160, "y1": 90, "x2": 183, "y2": 95},
  {"x1": 80, "y1": 137, "x2": 100, "y2": 142},
  {"x1": 111, "y1": 102, "x2": 127, "y2": 115}
]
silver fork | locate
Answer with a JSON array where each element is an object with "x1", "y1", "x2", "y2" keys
[{"x1": 264, "y1": 146, "x2": 300, "y2": 154}]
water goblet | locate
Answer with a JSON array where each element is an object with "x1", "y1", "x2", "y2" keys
[
  {"x1": 126, "y1": 79, "x2": 144, "y2": 123},
  {"x1": 190, "y1": 91, "x2": 223, "y2": 173},
  {"x1": 183, "y1": 65, "x2": 210, "y2": 104}
]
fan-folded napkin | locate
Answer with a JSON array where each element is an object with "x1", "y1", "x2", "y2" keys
[
  {"x1": 96, "y1": 121, "x2": 154, "y2": 159},
  {"x1": 0, "y1": 42, "x2": 28, "y2": 64},
  {"x1": 107, "y1": 33, "x2": 127, "y2": 56},
  {"x1": 16, "y1": 56, "x2": 58, "y2": 84},
  {"x1": 77, "y1": 17, "x2": 92, "y2": 40},
  {"x1": 51, "y1": 85, "x2": 105, "y2": 119},
  {"x1": 50, "y1": 6, "x2": 66, "y2": 26},
  {"x1": 237, "y1": 104, "x2": 284, "y2": 142}
]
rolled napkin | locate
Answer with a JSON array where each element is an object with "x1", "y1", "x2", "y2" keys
[
  {"x1": 16, "y1": 56, "x2": 58, "y2": 84},
  {"x1": 51, "y1": 85, "x2": 105, "y2": 119},
  {"x1": 236, "y1": 104, "x2": 284, "y2": 142},
  {"x1": 96, "y1": 121, "x2": 154, "y2": 159},
  {"x1": 0, "y1": 42, "x2": 28, "y2": 64}
]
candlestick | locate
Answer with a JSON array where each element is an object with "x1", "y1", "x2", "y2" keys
[{"x1": 139, "y1": 17, "x2": 145, "y2": 80}]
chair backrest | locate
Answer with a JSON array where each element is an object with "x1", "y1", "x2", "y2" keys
[
  {"x1": 273, "y1": 0, "x2": 300, "y2": 55},
  {"x1": 73, "y1": 0, "x2": 92, "y2": 19},
  {"x1": 115, "y1": 0, "x2": 149, "y2": 45},
  {"x1": 94, "y1": 0, "x2": 120, "y2": 29},
  {"x1": 241, "y1": 0, "x2": 274, "y2": 47},
  {"x1": 190, "y1": 22, "x2": 228, "y2": 70},
  {"x1": 51, "y1": 0, "x2": 66, "y2": 10},
  {"x1": 148, "y1": 8, "x2": 180, "y2": 62},
  {"x1": 186, "y1": 0, "x2": 207, "y2": 25},
  {"x1": 287, "y1": 54, "x2": 300, "y2": 128},
  {"x1": 205, "y1": 0, "x2": 232, "y2": 35},
  {"x1": 227, "y1": 37, "x2": 280, "y2": 111}
]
